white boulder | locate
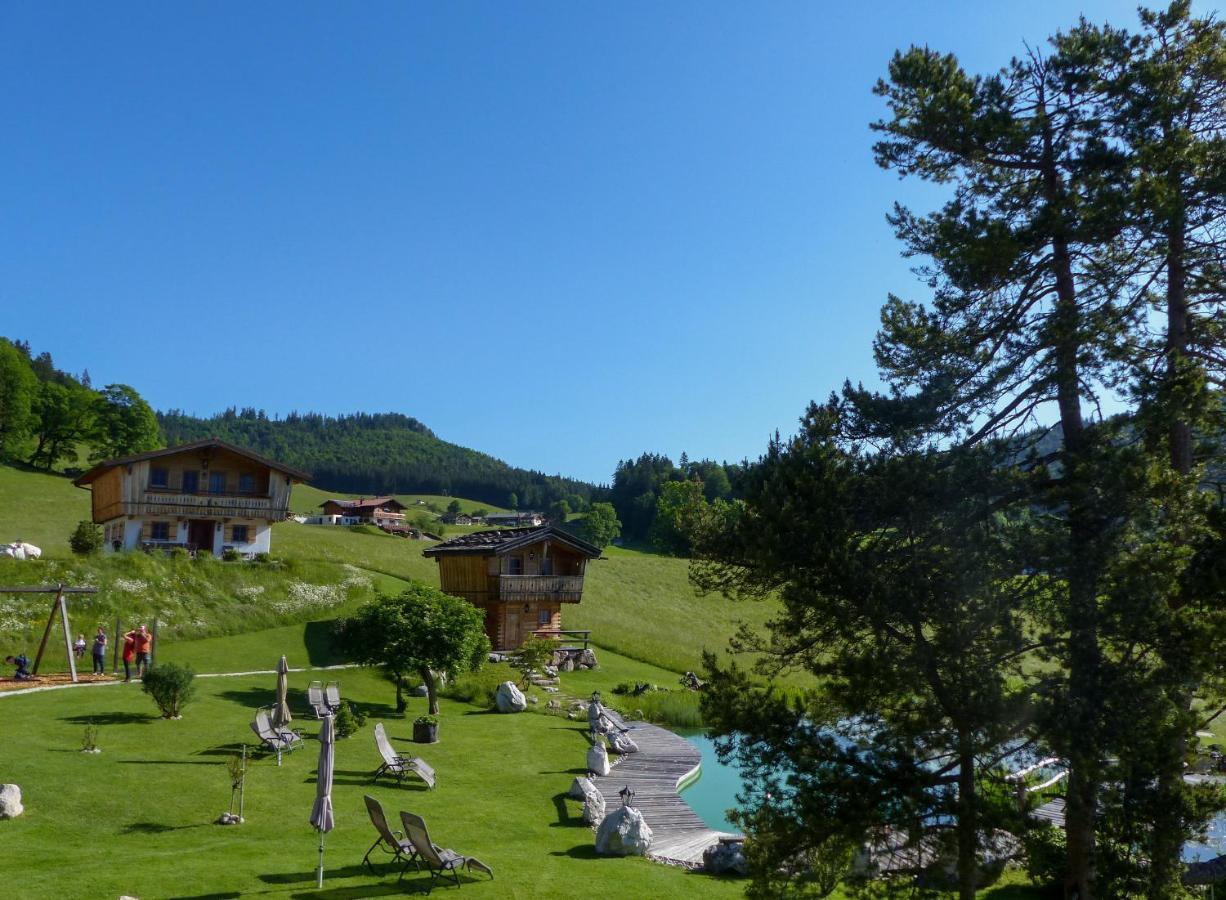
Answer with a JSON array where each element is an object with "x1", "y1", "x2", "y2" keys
[
  {"x1": 608, "y1": 731, "x2": 639, "y2": 755},
  {"x1": 494, "y1": 681, "x2": 527, "y2": 713},
  {"x1": 569, "y1": 775, "x2": 596, "y2": 800},
  {"x1": 587, "y1": 742, "x2": 611, "y2": 777},
  {"x1": 581, "y1": 784, "x2": 606, "y2": 826},
  {"x1": 595, "y1": 805, "x2": 653, "y2": 856},
  {"x1": 704, "y1": 838, "x2": 748, "y2": 875},
  {"x1": 578, "y1": 648, "x2": 598, "y2": 669},
  {"x1": 0, "y1": 784, "x2": 23, "y2": 819}
]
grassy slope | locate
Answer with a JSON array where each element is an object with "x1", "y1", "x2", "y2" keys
[{"x1": 0, "y1": 463, "x2": 90, "y2": 551}]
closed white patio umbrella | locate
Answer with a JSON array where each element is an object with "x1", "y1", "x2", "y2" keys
[
  {"x1": 272, "y1": 655, "x2": 292, "y2": 730},
  {"x1": 309, "y1": 714, "x2": 336, "y2": 888}
]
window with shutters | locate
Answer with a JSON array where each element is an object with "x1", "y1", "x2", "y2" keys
[
  {"x1": 538, "y1": 608, "x2": 551, "y2": 626},
  {"x1": 238, "y1": 473, "x2": 255, "y2": 494},
  {"x1": 150, "y1": 522, "x2": 170, "y2": 541},
  {"x1": 182, "y1": 471, "x2": 199, "y2": 493},
  {"x1": 231, "y1": 525, "x2": 249, "y2": 543},
  {"x1": 150, "y1": 467, "x2": 169, "y2": 488},
  {"x1": 508, "y1": 556, "x2": 524, "y2": 576},
  {"x1": 209, "y1": 472, "x2": 226, "y2": 494}
]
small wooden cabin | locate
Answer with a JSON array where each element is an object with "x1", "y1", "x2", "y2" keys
[
  {"x1": 73, "y1": 438, "x2": 310, "y2": 557},
  {"x1": 423, "y1": 525, "x2": 601, "y2": 650}
]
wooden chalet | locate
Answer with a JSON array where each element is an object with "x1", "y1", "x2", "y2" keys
[
  {"x1": 73, "y1": 439, "x2": 310, "y2": 557},
  {"x1": 424, "y1": 525, "x2": 601, "y2": 650},
  {"x1": 318, "y1": 496, "x2": 406, "y2": 527}
]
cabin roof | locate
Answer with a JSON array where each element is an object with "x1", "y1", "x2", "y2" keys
[
  {"x1": 319, "y1": 496, "x2": 406, "y2": 511},
  {"x1": 423, "y1": 525, "x2": 601, "y2": 559},
  {"x1": 72, "y1": 438, "x2": 312, "y2": 486}
]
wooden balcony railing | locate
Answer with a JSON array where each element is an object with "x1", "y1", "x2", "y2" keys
[
  {"x1": 124, "y1": 491, "x2": 282, "y2": 519},
  {"x1": 499, "y1": 574, "x2": 585, "y2": 603}
]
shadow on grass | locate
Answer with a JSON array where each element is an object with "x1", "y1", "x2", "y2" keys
[
  {"x1": 551, "y1": 791, "x2": 586, "y2": 827},
  {"x1": 122, "y1": 821, "x2": 210, "y2": 834},
  {"x1": 166, "y1": 893, "x2": 243, "y2": 899},
  {"x1": 194, "y1": 742, "x2": 250, "y2": 757},
  {"x1": 259, "y1": 864, "x2": 372, "y2": 885},
  {"x1": 288, "y1": 887, "x2": 407, "y2": 899},
  {"x1": 218, "y1": 686, "x2": 278, "y2": 709},
  {"x1": 118, "y1": 759, "x2": 222, "y2": 766},
  {"x1": 304, "y1": 620, "x2": 343, "y2": 667},
  {"x1": 551, "y1": 844, "x2": 601, "y2": 860},
  {"x1": 60, "y1": 711, "x2": 158, "y2": 725}
]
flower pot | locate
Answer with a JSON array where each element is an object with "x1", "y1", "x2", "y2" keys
[{"x1": 413, "y1": 721, "x2": 439, "y2": 743}]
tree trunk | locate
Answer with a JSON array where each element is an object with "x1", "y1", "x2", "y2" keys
[
  {"x1": 1040, "y1": 99, "x2": 1098, "y2": 900},
  {"x1": 420, "y1": 666, "x2": 439, "y2": 716},
  {"x1": 957, "y1": 735, "x2": 977, "y2": 900}
]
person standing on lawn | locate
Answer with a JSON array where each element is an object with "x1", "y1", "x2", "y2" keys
[
  {"x1": 131, "y1": 625, "x2": 152, "y2": 678},
  {"x1": 91, "y1": 626, "x2": 107, "y2": 675},
  {"x1": 121, "y1": 630, "x2": 136, "y2": 682}
]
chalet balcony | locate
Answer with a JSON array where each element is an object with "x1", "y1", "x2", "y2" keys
[
  {"x1": 123, "y1": 490, "x2": 283, "y2": 520},
  {"x1": 498, "y1": 574, "x2": 585, "y2": 604}
]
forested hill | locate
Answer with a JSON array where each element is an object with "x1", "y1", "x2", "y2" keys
[{"x1": 157, "y1": 409, "x2": 599, "y2": 509}]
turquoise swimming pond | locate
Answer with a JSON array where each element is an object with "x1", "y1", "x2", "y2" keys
[{"x1": 676, "y1": 729, "x2": 743, "y2": 834}]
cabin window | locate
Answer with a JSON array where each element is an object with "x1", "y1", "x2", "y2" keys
[
  {"x1": 232, "y1": 524, "x2": 249, "y2": 543},
  {"x1": 238, "y1": 474, "x2": 255, "y2": 494},
  {"x1": 538, "y1": 609, "x2": 551, "y2": 626},
  {"x1": 150, "y1": 522, "x2": 170, "y2": 542},
  {"x1": 209, "y1": 472, "x2": 227, "y2": 494},
  {"x1": 541, "y1": 558, "x2": 554, "y2": 576},
  {"x1": 507, "y1": 556, "x2": 524, "y2": 576},
  {"x1": 182, "y1": 471, "x2": 199, "y2": 493},
  {"x1": 150, "y1": 467, "x2": 169, "y2": 488}
]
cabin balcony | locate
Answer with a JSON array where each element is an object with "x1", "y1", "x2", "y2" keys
[
  {"x1": 498, "y1": 574, "x2": 585, "y2": 604},
  {"x1": 122, "y1": 490, "x2": 283, "y2": 520}
]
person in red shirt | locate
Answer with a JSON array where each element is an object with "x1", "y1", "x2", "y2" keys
[
  {"x1": 125, "y1": 626, "x2": 152, "y2": 679},
  {"x1": 121, "y1": 631, "x2": 136, "y2": 682}
]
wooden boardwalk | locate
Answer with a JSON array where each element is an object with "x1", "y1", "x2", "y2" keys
[{"x1": 590, "y1": 712, "x2": 740, "y2": 866}]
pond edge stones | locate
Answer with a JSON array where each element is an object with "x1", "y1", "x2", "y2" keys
[{"x1": 595, "y1": 804, "x2": 654, "y2": 856}]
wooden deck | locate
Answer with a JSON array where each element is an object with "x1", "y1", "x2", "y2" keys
[{"x1": 591, "y1": 711, "x2": 740, "y2": 866}]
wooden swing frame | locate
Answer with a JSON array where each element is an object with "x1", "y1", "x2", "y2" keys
[{"x1": 0, "y1": 583, "x2": 98, "y2": 683}]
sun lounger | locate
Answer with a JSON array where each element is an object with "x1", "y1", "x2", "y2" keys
[
  {"x1": 400, "y1": 811, "x2": 493, "y2": 892},
  {"x1": 325, "y1": 681, "x2": 342, "y2": 712},
  {"x1": 255, "y1": 708, "x2": 302, "y2": 747},
  {"x1": 362, "y1": 794, "x2": 418, "y2": 876},
  {"x1": 250, "y1": 716, "x2": 301, "y2": 754},
  {"x1": 307, "y1": 681, "x2": 330, "y2": 719},
  {"x1": 372, "y1": 722, "x2": 436, "y2": 788}
]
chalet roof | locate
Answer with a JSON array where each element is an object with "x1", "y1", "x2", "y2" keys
[
  {"x1": 72, "y1": 438, "x2": 312, "y2": 486},
  {"x1": 319, "y1": 496, "x2": 406, "y2": 511},
  {"x1": 423, "y1": 525, "x2": 601, "y2": 559}
]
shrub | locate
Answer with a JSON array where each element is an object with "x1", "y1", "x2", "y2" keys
[
  {"x1": 169, "y1": 547, "x2": 190, "y2": 560},
  {"x1": 141, "y1": 662, "x2": 197, "y2": 718},
  {"x1": 69, "y1": 520, "x2": 103, "y2": 555},
  {"x1": 252, "y1": 552, "x2": 272, "y2": 564},
  {"x1": 221, "y1": 548, "x2": 241, "y2": 562},
  {"x1": 1023, "y1": 825, "x2": 1065, "y2": 888},
  {"x1": 442, "y1": 663, "x2": 511, "y2": 709},
  {"x1": 334, "y1": 702, "x2": 366, "y2": 738},
  {"x1": 414, "y1": 714, "x2": 439, "y2": 726}
]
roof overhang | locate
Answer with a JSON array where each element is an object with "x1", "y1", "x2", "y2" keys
[{"x1": 73, "y1": 438, "x2": 312, "y2": 487}]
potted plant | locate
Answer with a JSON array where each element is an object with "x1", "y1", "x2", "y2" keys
[{"x1": 413, "y1": 714, "x2": 439, "y2": 744}]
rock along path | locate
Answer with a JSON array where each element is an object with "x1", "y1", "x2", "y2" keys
[{"x1": 590, "y1": 710, "x2": 740, "y2": 867}]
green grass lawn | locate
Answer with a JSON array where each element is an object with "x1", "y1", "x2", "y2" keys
[{"x1": 0, "y1": 463, "x2": 90, "y2": 553}]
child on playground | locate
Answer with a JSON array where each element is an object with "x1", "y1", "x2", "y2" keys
[
  {"x1": 73, "y1": 633, "x2": 86, "y2": 659},
  {"x1": 5, "y1": 654, "x2": 31, "y2": 680}
]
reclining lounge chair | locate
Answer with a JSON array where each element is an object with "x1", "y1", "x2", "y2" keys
[
  {"x1": 400, "y1": 810, "x2": 493, "y2": 892},
  {"x1": 361, "y1": 794, "x2": 418, "y2": 876},
  {"x1": 372, "y1": 722, "x2": 436, "y2": 788}
]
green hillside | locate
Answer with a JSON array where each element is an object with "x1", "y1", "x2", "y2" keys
[
  {"x1": 158, "y1": 408, "x2": 599, "y2": 511},
  {"x1": 290, "y1": 482, "x2": 509, "y2": 517},
  {"x1": 0, "y1": 464, "x2": 778, "y2": 676}
]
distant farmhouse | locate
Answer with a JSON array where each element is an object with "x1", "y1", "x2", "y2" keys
[
  {"x1": 73, "y1": 438, "x2": 309, "y2": 557},
  {"x1": 425, "y1": 525, "x2": 601, "y2": 650},
  {"x1": 483, "y1": 511, "x2": 544, "y2": 528},
  {"x1": 308, "y1": 496, "x2": 407, "y2": 528}
]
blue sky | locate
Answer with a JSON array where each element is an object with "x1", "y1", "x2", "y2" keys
[{"x1": 0, "y1": 1, "x2": 1173, "y2": 483}]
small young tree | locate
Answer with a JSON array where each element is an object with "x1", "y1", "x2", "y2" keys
[
  {"x1": 69, "y1": 520, "x2": 103, "y2": 555},
  {"x1": 141, "y1": 662, "x2": 196, "y2": 718},
  {"x1": 337, "y1": 584, "x2": 490, "y2": 715},
  {"x1": 513, "y1": 636, "x2": 556, "y2": 686}
]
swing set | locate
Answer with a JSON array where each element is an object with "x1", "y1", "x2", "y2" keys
[{"x1": 0, "y1": 583, "x2": 97, "y2": 682}]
